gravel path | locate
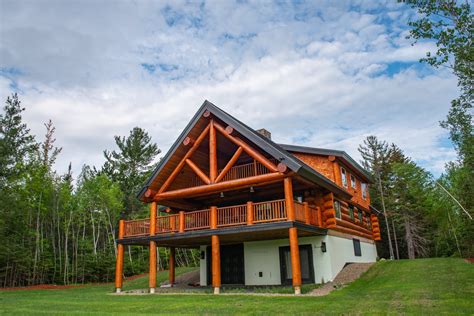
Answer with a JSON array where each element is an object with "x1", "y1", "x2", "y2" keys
[{"x1": 310, "y1": 262, "x2": 374, "y2": 296}]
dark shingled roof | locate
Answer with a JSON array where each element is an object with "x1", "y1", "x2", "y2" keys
[
  {"x1": 138, "y1": 100, "x2": 352, "y2": 200},
  {"x1": 278, "y1": 144, "x2": 373, "y2": 183}
]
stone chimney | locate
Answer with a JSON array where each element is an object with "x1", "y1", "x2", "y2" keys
[{"x1": 256, "y1": 128, "x2": 271, "y2": 140}]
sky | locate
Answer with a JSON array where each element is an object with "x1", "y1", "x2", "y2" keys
[{"x1": 0, "y1": 0, "x2": 459, "y2": 179}]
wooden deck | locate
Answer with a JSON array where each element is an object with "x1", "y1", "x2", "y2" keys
[{"x1": 122, "y1": 199, "x2": 322, "y2": 238}]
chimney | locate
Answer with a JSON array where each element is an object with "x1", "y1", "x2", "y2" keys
[{"x1": 256, "y1": 128, "x2": 271, "y2": 140}]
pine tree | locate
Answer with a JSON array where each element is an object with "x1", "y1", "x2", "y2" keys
[
  {"x1": 103, "y1": 127, "x2": 161, "y2": 215},
  {"x1": 0, "y1": 93, "x2": 37, "y2": 185}
]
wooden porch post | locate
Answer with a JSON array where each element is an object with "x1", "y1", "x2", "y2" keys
[
  {"x1": 211, "y1": 235, "x2": 221, "y2": 294},
  {"x1": 284, "y1": 177, "x2": 302, "y2": 294},
  {"x1": 169, "y1": 247, "x2": 175, "y2": 286},
  {"x1": 179, "y1": 211, "x2": 185, "y2": 233},
  {"x1": 209, "y1": 205, "x2": 221, "y2": 294},
  {"x1": 114, "y1": 219, "x2": 125, "y2": 293},
  {"x1": 246, "y1": 201, "x2": 254, "y2": 225},
  {"x1": 149, "y1": 202, "x2": 157, "y2": 293},
  {"x1": 289, "y1": 227, "x2": 302, "y2": 294}
]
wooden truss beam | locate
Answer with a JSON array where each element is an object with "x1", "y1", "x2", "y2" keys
[
  {"x1": 158, "y1": 123, "x2": 211, "y2": 194},
  {"x1": 209, "y1": 120, "x2": 217, "y2": 183},
  {"x1": 213, "y1": 122, "x2": 278, "y2": 173},
  {"x1": 186, "y1": 159, "x2": 211, "y2": 185},
  {"x1": 215, "y1": 146, "x2": 243, "y2": 183}
]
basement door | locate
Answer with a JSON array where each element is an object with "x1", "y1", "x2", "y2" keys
[
  {"x1": 279, "y1": 244, "x2": 315, "y2": 285},
  {"x1": 207, "y1": 243, "x2": 244, "y2": 285}
]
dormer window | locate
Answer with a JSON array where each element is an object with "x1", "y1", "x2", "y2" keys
[
  {"x1": 340, "y1": 167, "x2": 348, "y2": 187},
  {"x1": 350, "y1": 174, "x2": 356, "y2": 189}
]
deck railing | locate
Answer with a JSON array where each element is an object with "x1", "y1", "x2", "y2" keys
[
  {"x1": 253, "y1": 199, "x2": 286, "y2": 223},
  {"x1": 217, "y1": 204, "x2": 247, "y2": 227},
  {"x1": 294, "y1": 201, "x2": 306, "y2": 223},
  {"x1": 156, "y1": 214, "x2": 179, "y2": 233},
  {"x1": 121, "y1": 199, "x2": 322, "y2": 238},
  {"x1": 190, "y1": 159, "x2": 279, "y2": 187},
  {"x1": 184, "y1": 209, "x2": 210, "y2": 231},
  {"x1": 124, "y1": 218, "x2": 150, "y2": 237}
]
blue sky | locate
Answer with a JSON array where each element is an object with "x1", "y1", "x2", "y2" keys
[{"x1": 0, "y1": 0, "x2": 458, "y2": 177}]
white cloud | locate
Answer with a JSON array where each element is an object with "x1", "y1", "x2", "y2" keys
[{"x1": 0, "y1": 0, "x2": 459, "y2": 178}]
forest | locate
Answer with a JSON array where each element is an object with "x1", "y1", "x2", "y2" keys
[{"x1": 0, "y1": 1, "x2": 472, "y2": 287}]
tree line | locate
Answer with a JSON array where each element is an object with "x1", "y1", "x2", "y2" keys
[{"x1": 0, "y1": 94, "x2": 199, "y2": 287}]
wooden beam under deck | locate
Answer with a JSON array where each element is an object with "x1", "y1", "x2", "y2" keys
[{"x1": 118, "y1": 221, "x2": 327, "y2": 247}]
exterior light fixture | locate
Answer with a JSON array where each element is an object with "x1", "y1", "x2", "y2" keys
[
  {"x1": 250, "y1": 186, "x2": 255, "y2": 193},
  {"x1": 321, "y1": 242, "x2": 327, "y2": 253},
  {"x1": 220, "y1": 192, "x2": 224, "y2": 198}
]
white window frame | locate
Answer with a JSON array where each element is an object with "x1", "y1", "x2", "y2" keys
[
  {"x1": 361, "y1": 183, "x2": 367, "y2": 199},
  {"x1": 350, "y1": 174, "x2": 356, "y2": 189},
  {"x1": 340, "y1": 167, "x2": 348, "y2": 187}
]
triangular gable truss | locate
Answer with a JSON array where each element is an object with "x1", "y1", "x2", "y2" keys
[
  {"x1": 140, "y1": 100, "x2": 352, "y2": 202},
  {"x1": 156, "y1": 111, "x2": 283, "y2": 199}
]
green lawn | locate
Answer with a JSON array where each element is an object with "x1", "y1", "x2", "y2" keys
[{"x1": 0, "y1": 258, "x2": 473, "y2": 315}]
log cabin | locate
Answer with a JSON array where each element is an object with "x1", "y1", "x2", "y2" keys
[{"x1": 114, "y1": 100, "x2": 382, "y2": 295}]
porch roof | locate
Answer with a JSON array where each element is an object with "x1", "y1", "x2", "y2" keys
[{"x1": 138, "y1": 100, "x2": 351, "y2": 201}]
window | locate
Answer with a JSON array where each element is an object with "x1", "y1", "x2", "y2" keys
[
  {"x1": 353, "y1": 239, "x2": 361, "y2": 256},
  {"x1": 366, "y1": 213, "x2": 371, "y2": 228},
  {"x1": 341, "y1": 167, "x2": 348, "y2": 187},
  {"x1": 348, "y1": 205, "x2": 355, "y2": 221},
  {"x1": 350, "y1": 174, "x2": 356, "y2": 189},
  {"x1": 358, "y1": 209, "x2": 363, "y2": 223},
  {"x1": 361, "y1": 183, "x2": 367, "y2": 199},
  {"x1": 334, "y1": 200, "x2": 341, "y2": 219}
]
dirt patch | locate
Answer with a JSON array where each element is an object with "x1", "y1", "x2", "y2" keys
[
  {"x1": 160, "y1": 270, "x2": 200, "y2": 288},
  {"x1": 465, "y1": 258, "x2": 474, "y2": 263}
]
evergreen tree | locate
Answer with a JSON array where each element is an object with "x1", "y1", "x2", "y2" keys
[
  {"x1": 103, "y1": 127, "x2": 161, "y2": 215},
  {"x1": 0, "y1": 93, "x2": 37, "y2": 185},
  {"x1": 358, "y1": 136, "x2": 407, "y2": 259},
  {"x1": 406, "y1": 0, "x2": 473, "y2": 219}
]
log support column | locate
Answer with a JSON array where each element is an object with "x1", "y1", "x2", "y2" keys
[
  {"x1": 289, "y1": 227, "x2": 302, "y2": 295},
  {"x1": 246, "y1": 201, "x2": 254, "y2": 225},
  {"x1": 211, "y1": 235, "x2": 221, "y2": 294},
  {"x1": 210, "y1": 205, "x2": 220, "y2": 294},
  {"x1": 284, "y1": 177, "x2": 302, "y2": 295},
  {"x1": 114, "y1": 219, "x2": 125, "y2": 293},
  {"x1": 169, "y1": 247, "x2": 175, "y2": 286},
  {"x1": 149, "y1": 202, "x2": 157, "y2": 293}
]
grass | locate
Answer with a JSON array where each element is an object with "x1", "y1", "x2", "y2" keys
[
  {"x1": 220, "y1": 283, "x2": 320, "y2": 294},
  {"x1": 0, "y1": 258, "x2": 473, "y2": 315}
]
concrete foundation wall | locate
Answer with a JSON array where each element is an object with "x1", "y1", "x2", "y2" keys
[{"x1": 199, "y1": 235, "x2": 377, "y2": 286}]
